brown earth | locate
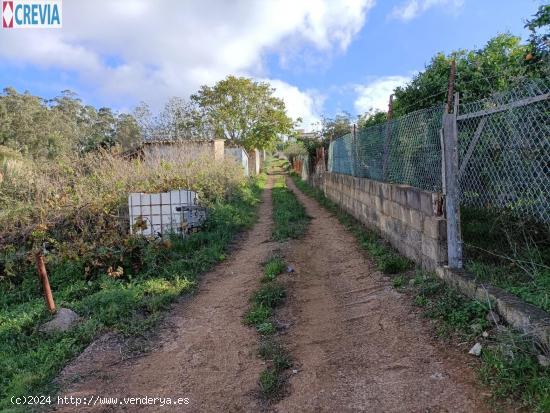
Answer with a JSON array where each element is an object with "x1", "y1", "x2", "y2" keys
[
  {"x1": 55, "y1": 176, "x2": 277, "y2": 412},
  {"x1": 271, "y1": 177, "x2": 492, "y2": 413},
  {"x1": 54, "y1": 172, "x2": 494, "y2": 413}
]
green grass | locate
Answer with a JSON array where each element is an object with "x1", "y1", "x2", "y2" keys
[
  {"x1": 244, "y1": 281, "x2": 285, "y2": 328},
  {"x1": 258, "y1": 339, "x2": 292, "y2": 371},
  {"x1": 270, "y1": 157, "x2": 290, "y2": 173},
  {"x1": 0, "y1": 176, "x2": 265, "y2": 411},
  {"x1": 292, "y1": 174, "x2": 550, "y2": 412},
  {"x1": 244, "y1": 304, "x2": 272, "y2": 326},
  {"x1": 256, "y1": 321, "x2": 276, "y2": 335},
  {"x1": 262, "y1": 255, "x2": 286, "y2": 283},
  {"x1": 462, "y1": 207, "x2": 550, "y2": 313},
  {"x1": 410, "y1": 271, "x2": 490, "y2": 338},
  {"x1": 244, "y1": 233, "x2": 292, "y2": 400},
  {"x1": 259, "y1": 368, "x2": 281, "y2": 398},
  {"x1": 411, "y1": 271, "x2": 550, "y2": 412},
  {"x1": 290, "y1": 174, "x2": 412, "y2": 274},
  {"x1": 258, "y1": 338, "x2": 292, "y2": 398},
  {"x1": 252, "y1": 282, "x2": 286, "y2": 308},
  {"x1": 271, "y1": 176, "x2": 309, "y2": 241},
  {"x1": 479, "y1": 333, "x2": 550, "y2": 413}
]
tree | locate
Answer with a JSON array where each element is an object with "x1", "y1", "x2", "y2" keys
[
  {"x1": 156, "y1": 97, "x2": 205, "y2": 140},
  {"x1": 392, "y1": 33, "x2": 530, "y2": 116},
  {"x1": 191, "y1": 76, "x2": 293, "y2": 150},
  {"x1": 0, "y1": 87, "x2": 143, "y2": 157},
  {"x1": 525, "y1": 4, "x2": 550, "y2": 77},
  {"x1": 115, "y1": 114, "x2": 142, "y2": 150},
  {"x1": 319, "y1": 113, "x2": 353, "y2": 141},
  {"x1": 358, "y1": 110, "x2": 387, "y2": 128}
]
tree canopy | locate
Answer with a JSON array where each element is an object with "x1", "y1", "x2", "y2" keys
[
  {"x1": 191, "y1": 76, "x2": 293, "y2": 151},
  {"x1": 356, "y1": 5, "x2": 549, "y2": 127},
  {"x1": 0, "y1": 88, "x2": 142, "y2": 159}
]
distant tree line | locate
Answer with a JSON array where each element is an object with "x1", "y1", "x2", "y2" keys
[
  {"x1": 0, "y1": 88, "x2": 142, "y2": 159},
  {"x1": 0, "y1": 75, "x2": 294, "y2": 161}
]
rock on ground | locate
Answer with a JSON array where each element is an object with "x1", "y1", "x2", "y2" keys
[{"x1": 40, "y1": 308, "x2": 80, "y2": 333}]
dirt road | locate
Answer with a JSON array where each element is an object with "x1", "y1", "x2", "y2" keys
[
  {"x1": 272, "y1": 177, "x2": 490, "y2": 412},
  {"x1": 56, "y1": 173, "x2": 491, "y2": 412}
]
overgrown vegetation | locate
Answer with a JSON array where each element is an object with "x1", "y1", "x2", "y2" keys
[
  {"x1": 272, "y1": 175, "x2": 309, "y2": 241},
  {"x1": 244, "y1": 254, "x2": 292, "y2": 400},
  {"x1": 0, "y1": 150, "x2": 264, "y2": 410},
  {"x1": 263, "y1": 256, "x2": 287, "y2": 283},
  {"x1": 461, "y1": 207, "x2": 550, "y2": 313},
  {"x1": 410, "y1": 272, "x2": 550, "y2": 412},
  {"x1": 244, "y1": 255, "x2": 286, "y2": 332},
  {"x1": 293, "y1": 174, "x2": 550, "y2": 412}
]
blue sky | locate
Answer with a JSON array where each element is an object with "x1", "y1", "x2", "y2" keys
[{"x1": 0, "y1": 0, "x2": 543, "y2": 130}]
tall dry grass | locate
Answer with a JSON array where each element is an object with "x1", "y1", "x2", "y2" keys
[{"x1": 0, "y1": 146, "x2": 247, "y2": 280}]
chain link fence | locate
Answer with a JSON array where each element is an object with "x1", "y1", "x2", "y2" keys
[
  {"x1": 328, "y1": 79, "x2": 550, "y2": 224},
  {"x1": 457, "y1": 79, "x2": 550, "y2": 224},
  {"x1": 328, "y1": 104, "x2": 444, "y2": 192}
]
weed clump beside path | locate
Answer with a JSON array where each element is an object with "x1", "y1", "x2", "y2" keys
[
  {"x1": 244, "y1": 254, "x2": 292, "y2": 399},
  {"x1": 272, "y1": 175, "x2": 309, "y2": 241}
]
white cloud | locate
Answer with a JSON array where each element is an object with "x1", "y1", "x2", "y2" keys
[
  {"x1": 266, "y1": 79, "x2": 324, "y2": 131},
  {"x1": 354, "y1": 76, "x2": 411, "y2": 113},
  {"x1": 389, "y1": 0, "x2": 463, "y2": 21},
  {"x1": 0, "y1": 0, "x2": 374, "y2": 116}
]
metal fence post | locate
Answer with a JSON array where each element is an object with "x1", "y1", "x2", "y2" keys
[
  {"x1": 442, "y1": 91, "x2": 463, "y2": 269},
  {"x1": 382, "y1": 94, "x2": 394, "y2": 180},
  {"x1": 352, "y1": 124, "x2": 358, "y2": 177}
]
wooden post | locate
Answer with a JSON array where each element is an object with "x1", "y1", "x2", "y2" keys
[
  {"x1": 442, "y1": 90, "x2": 463, "y2": 269},
  {"x1": 382, "y1": 94, "x2": 394, "y2": 180},
  {"x1": 36, "y1": 252, "x2": 56, "y2": 313}
]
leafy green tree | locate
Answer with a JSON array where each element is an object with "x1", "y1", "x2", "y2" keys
[
  {"x1": 191, "y1": 76, "x2": 293, "y2": 150},
  {"x1": 525, "y1": 4, "x2": 550, "y2": 76},
  {"x1": 392, "y1": 33, "x2": 530, "y2": 116},
  {"x1": 115, "y1": 114, "x2": 142, "y2": 150},
  {"x1": 358, "y1": 110, "x2": 387, "y2": 128},
  {"x1": 319, "y1": 112, "x2": 353, "y2": 140},
  {"x1": 0, "y1": 87, "x2": 143, "y2": 157},
  {"x1": 0, "y1": 87, "x2": 71, "y2": 158}
]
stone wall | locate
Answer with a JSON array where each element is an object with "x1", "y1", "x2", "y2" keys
[
  {"x1": 315, "y1": 172, "x2": 447, "y2": 270},
  {"x1": 142, "y1": 139, "x2": 225, "y2": 164}
]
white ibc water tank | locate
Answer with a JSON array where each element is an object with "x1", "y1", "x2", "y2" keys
[{"x1": 128, "y1": 189, "x2": 206, "y2": 237}]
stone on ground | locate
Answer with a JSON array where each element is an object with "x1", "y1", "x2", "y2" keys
[{"x1": 40, "y1": 308, "x2": 80, "y2": 333}]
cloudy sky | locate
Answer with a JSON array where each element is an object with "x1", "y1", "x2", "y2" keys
[{"x1": 0, "y1": 0, "x2": 541, "y2": 130}]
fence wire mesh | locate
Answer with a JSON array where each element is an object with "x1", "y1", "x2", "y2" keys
[
  {"x1": 457, "y1": 79, "x2": 550, "y2": 224},
  {"x1": 328, "y1": 104, "x2": 444, "y2": 191},
  {"x1": 328, "y1": 78, "x2": 550, "y2": 224}
]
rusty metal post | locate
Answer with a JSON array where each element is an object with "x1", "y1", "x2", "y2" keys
[
  {"x1": 445, "y1": 60, "x2": 457, "y2": 113},
  {"x1": 36, "y1": 252, "x2": 56, "y2": 313}
]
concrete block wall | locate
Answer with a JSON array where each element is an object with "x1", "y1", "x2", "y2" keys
[{"x1": 316, "y1": 172, "x2": 446, "y2": 270}]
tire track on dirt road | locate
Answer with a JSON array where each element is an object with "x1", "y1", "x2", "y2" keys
[
  {"x1": 55, "y1": 176, "x2": 276, "y2": 412},
  {"x1": 274, "y1": 176, "x2": 492, "y2": 413}
]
